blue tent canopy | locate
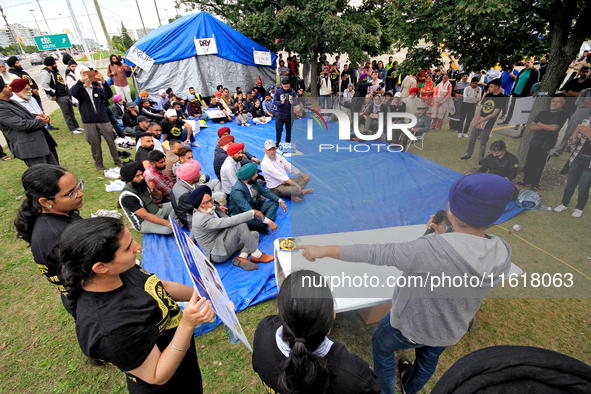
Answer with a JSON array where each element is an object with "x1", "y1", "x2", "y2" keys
[{"x1": 126, "y1": 12, "x2": 277, "y2": 68}]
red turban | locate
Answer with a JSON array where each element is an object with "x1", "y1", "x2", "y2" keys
[
  {"x1": 409, "y1": 87, "x2": 419, "y2": 95},
  {"x1": 227, "y1": 142, "x2": 244, "y2": 156},
  {"x1": 217, "y1": 126, "x2": 231, "y2": 138},
  {"x1": 218, "y1": 135, "x2": 234, "y2": 147},
  {"x1": 9, "y1": 78, "x2": 29, "y2": 93}
]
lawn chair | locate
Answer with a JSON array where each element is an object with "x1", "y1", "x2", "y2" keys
[{"x1": 402, "y1": 131, "x2": 426, "y2": 151}]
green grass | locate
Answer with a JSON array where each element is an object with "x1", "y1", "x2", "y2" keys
[{"x1": 0, "y1": 113, "x2": 590, "y2": 393}]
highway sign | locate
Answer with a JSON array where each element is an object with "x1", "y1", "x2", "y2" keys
[{"x1": 33, "y1": 34, "x2": 72, "y2": 51}]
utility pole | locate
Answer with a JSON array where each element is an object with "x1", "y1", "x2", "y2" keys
[
  {"x1": 134, "y1": 0, "x2": 147, "y2": 35},
  {"x1": 65, "y1": 0, "x2": 94, "y2": 68},
  {"x1": 93, "y1": 0, "x2": 114, "y2": 54},
  {"x1": 154, "y1": 0, "x2": 162, "y2": 27},
  {"x1": 0, "y1": 6, "x2": 24, "y2": 54},
  {"x1": 82, "y1": 0, "x2": 100, "y2": 52},
  {"x1": 36, "y1": 0, "x2": 51, "y2": 34}
]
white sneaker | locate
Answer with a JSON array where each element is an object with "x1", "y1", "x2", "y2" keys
[
  {"x1": 554, "y1": 204, "x2": 568, "y2": 212},
  {"x1": 245, "y1": 123, "x2": 251, "y2": 127},
  {"x1": 191, "y1": 142, "x2": 200, "y2": 147},
  {"x1": 572, "y1": 209, "x2": 583, "y2": 218},
  {"x1": 457, "y1": 134, "x2": 463, "y2": 138},
  {"x1": 71, "y1": 130, "x2": 83, "y2": 135},
  {"x1": 462, "y1": 133, "x2": 469, "y2": 138},
  {"x1": 76, "y1": 127, "x2": 85, "y2": 131}
]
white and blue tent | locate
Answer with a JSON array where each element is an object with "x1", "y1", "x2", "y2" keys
[{"x1": 125, "y1": 12, "x2": 277, "y2": 98}]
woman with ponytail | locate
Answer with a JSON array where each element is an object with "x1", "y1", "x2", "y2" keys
[
  {"x1": 60, "y1": 217, "x2": 214, "y2": 393},
  {"x1": 252, "y1": 270, "x2": 381, "y2": 394},
  {"x1": 14, "y1": 164, "x2": 84, "y2": 313}
]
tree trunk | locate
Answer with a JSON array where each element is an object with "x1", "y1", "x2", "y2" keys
[
  {"x1": 515, "y1": 15, "x2": 586, "y2": 171},
  {"x1": 310, "y1": 53, "x2": 319, "y2": 97}
]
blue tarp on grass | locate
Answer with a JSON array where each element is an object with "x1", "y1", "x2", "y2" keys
[{"x1": 141, "y1": 118, "x2": 524, "y2": 335}]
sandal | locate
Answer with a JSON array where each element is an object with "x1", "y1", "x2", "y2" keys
[
  {"x1": 1, "y1": 155, "x2": 11, "y2": 161},
  {"x1": 398, "y1": 357, "x2": 412, "y2": 378}
]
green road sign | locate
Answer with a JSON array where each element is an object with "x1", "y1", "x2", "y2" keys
[{"x1": 33, "y1": 34, "x2": 72, "y2": 51}]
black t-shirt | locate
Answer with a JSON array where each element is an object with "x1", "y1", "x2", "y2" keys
[
  {"x1": 580, "y1": 137, "x2": 591, "y2": 155},
  {"x1": 135, "y1": 146, "x2": 153, "y2": 165},
  {"x1": 160, "y1": 118, "x2": 186, "y2": 140},
  {"x1": 251, "y1": 106, "x2": 265, "y2": 118},
  {"x1": 479, "y1": 92, "x2": 506, "y2": 130},
  {"x1": 252, "y1": 316, "x2": 381, "y2": 394},
  {"x1": 562, "y1": 77, "x2": 591, "y2": 94},
  {"x1": 121, "y1": 195, "x2": 144, "y2": 213},
  {"x1": 76, "y1": 266, "x2": 202, "y2": 393},
  {"x1": 30, "y1": 212, "x2": 83, "y2": 295},
  {"x1": 530, "y1": 109, "x2": 570, "y2": 150},
  {"x1": 478, "y1": 151, "x2": 519, "y2": 181},
  {"x1": 386, "y1": 67, "x2": 397, "y2": 80}
]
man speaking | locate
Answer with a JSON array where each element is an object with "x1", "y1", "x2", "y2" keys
[{"x1": 298, "y1": 173, "x2": 516, "y2": 394}]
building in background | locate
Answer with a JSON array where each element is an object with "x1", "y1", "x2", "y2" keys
[
  {"x1": 0, "y1": 23, "x2": 48, "y2": 47},
  {"x1": 135, "y1": 28, "x2": 155, "y2": 40}
]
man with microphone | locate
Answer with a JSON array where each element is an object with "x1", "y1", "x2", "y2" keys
[{"x1": 298, "y1": 173, "x2": 516, "y2": 394}]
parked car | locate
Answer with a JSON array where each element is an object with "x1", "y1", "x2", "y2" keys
[{"x1": 29, "y1": 55, "x2": 43, "y2": 65}]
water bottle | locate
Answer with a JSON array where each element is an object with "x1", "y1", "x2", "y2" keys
[
  {"x1": 224, "y1": 324, "x2": 241, "y2": 344},
  {"x1": 540, "y1": 205, "x2": 555, "y2": 212}
]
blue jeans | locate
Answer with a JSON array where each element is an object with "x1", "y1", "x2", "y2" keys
[
  {"x1": 562, "y1": 153, "x2": 591, "y2": 210},
  {"x1": 180, "y1": 127, "x2": 196, "y2": 144},
  {"x1": 320, "y1": 95, "x2": 332, "y2": 109},
  {"x1": 372, "y1": 312, "x2": 446, "y2": 394}
]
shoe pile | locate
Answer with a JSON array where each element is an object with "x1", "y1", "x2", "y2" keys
[{"x1": 116, "y1": 137, "x2": 135, "y2": 150}]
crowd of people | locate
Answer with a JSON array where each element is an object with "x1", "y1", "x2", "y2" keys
[{"x1": 2, "y1": 48, "x2": 591, "y2": 394}]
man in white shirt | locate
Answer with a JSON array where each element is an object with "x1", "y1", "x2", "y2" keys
[
  {"x1": 368, "y1": 70, "x2": 385, "y2": 96},
  {"x1": 459, "y1": 77, "x2": 482, "y2": 137},
  {"x1": 220, "y1": 142, "x2": 245, "y2": 195},
  {"x1": 261, "y1": 140, "x2": 312, "y2": 203}
]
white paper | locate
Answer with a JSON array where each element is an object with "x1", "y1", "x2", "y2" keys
[
  {"x1": 194, "y1": 37, "x2": 218, "y2": 56},
  {"x1": 126, "y1": 46, "x2": 155, "y2": 72},
  {"x1": 253, "y1": 50, "x2": 272, "y2": 66}
]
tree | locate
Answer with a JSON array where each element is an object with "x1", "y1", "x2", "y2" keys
[
  {"x1": 111, "y1": 35, "x2": 123, "y2": 51},
  {"x1": 178, "y1": 0, "x2": 392, "y2": 96},
  {"x1": 386, "y1": 0, "x2": 590, "y2": 169},
  {"x1": 120, "y1": 22, "x2": 135, "y2": 50}
]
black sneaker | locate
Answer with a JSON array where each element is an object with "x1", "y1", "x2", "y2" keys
[
  {"x1": 459, "y1": 155, "x2": 471, "y2": 161},
  {"x1": 530, "y1": 186, "x2": 539, "y2": 192},
  {"x1": 517, "y1": 181, "x2": 530, "y2": 187},
  {"x1": 478, "y1": 160, "x2": 483, "y2": 166},
  {"x1": 47, "y1": 125, "x2": 59, "y2": 130}
]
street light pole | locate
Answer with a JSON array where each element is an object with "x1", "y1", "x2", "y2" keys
[
  {"x1": 36, "y1": 0, "x2": 51, "y2": 34},
  {"x1": 65, "y1": 0, "x2": 94, "y2": 68},
  {"x1": 29, "y1": 10, "x2": 41, "y2": 33}
]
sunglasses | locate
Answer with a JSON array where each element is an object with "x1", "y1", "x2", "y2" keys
[{"x1": 50, "y1": 180, "x2": 84, "y2": 200}]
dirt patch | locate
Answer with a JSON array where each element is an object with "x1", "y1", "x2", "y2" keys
[{"x1": 539, "y1": 166, "x2": 568, "y2": 192}]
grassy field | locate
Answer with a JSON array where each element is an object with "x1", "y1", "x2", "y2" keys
[{"x1": 0, "y1": 111, "x2": 590, "y2": 393}]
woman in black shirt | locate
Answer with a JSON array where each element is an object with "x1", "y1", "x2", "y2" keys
[
  {"x1": 60, "y1": 217, "x2": 214, "y2": 393},
  {"x1": 14, "y1": 164, "x2": 84, "y2": 313},
  {"x1": 252, "y1": 270, "x2": 381, "y2": 394}
]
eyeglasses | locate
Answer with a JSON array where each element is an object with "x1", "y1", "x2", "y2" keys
[
  {"x1": 200, "y1": 199, "x2": 214, "y2": 208},
  {"x1": 50, "y1": 180, "x2": 84, "y2": 199}
]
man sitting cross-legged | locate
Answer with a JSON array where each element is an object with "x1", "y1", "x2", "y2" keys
[
  {"x1": 171, "y1": 160, "x2": 225, "y2": 228},
  {"x1": 260, "y1": 140, "x2": 312, "y2": 202},
  {"x1": 119, "y1": 161, "x2": 177, "y2": 235},
  {"x1": 143, "y1": 150, "x2": 174, "y2": 204},
  {"x1": 189, "y1": 185, "x2": 273, "y2": 271},
  {"x1": 229, "y1": 162, "x2": 287, "y2": 234}
]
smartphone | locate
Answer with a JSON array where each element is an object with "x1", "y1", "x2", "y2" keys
[
  {"x1": 583, "y1": 119, "x2": 590, "y2": 127},
  {"x1": 87, "y1": 70, "x2": 100, "y2": 82}
]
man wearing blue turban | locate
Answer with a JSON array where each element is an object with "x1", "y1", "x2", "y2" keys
[{"x1": 297, "y1": 173, "x2": 517, "y2": 394}]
